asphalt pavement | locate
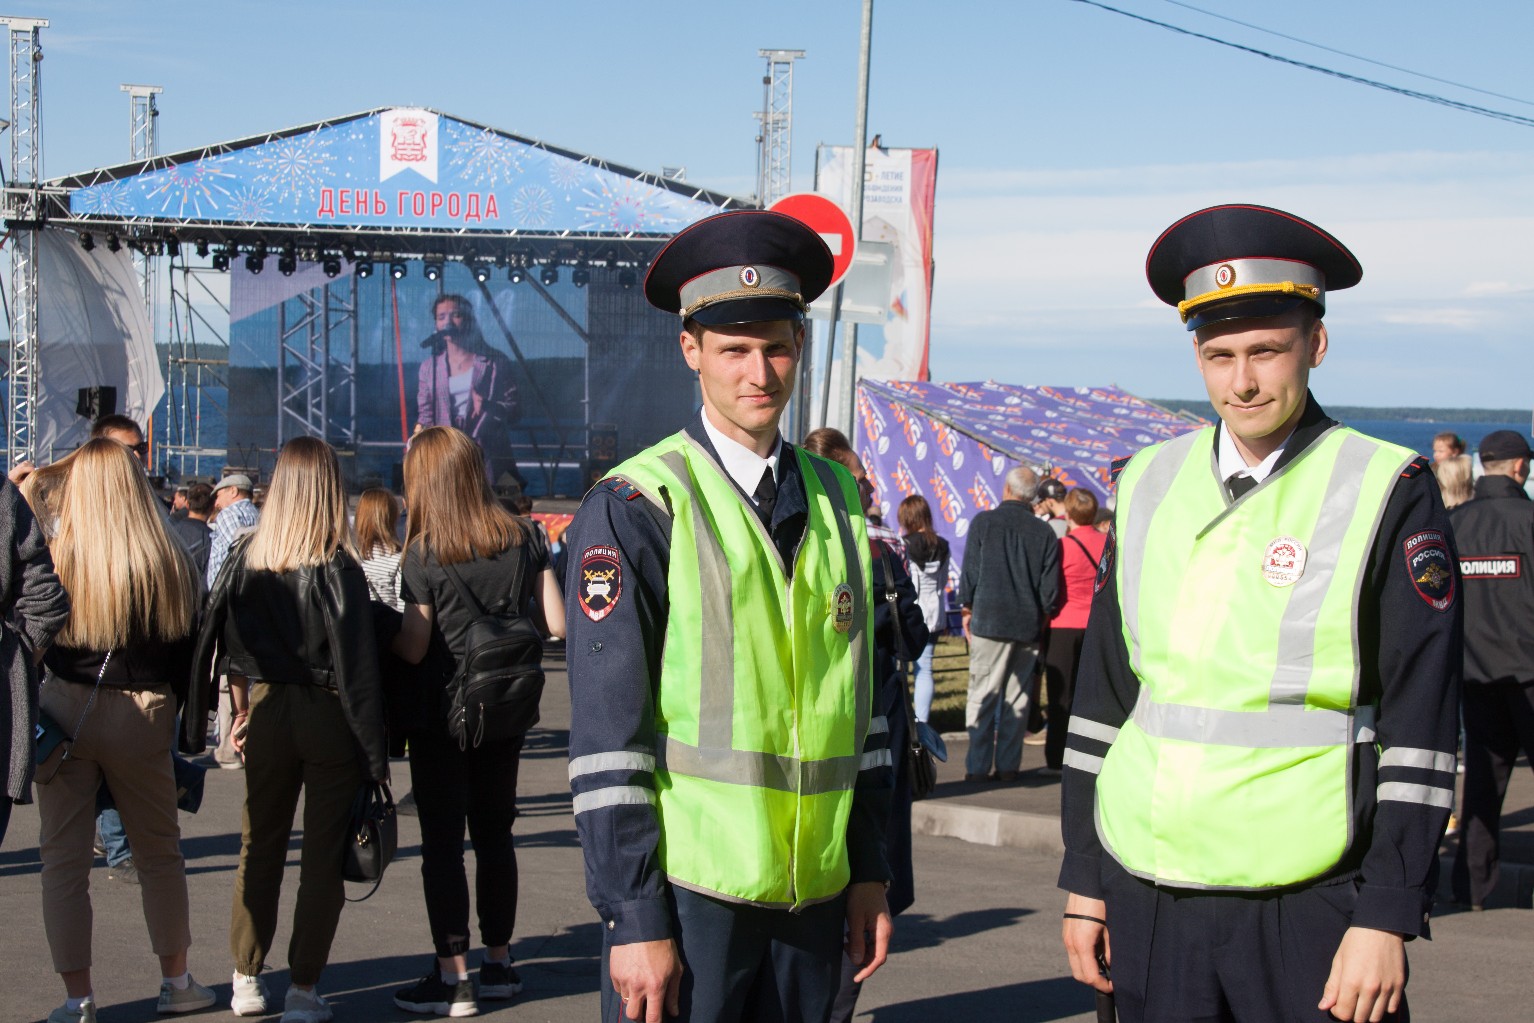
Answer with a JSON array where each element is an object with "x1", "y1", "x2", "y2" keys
[{"x1": 1, "y1": 656, "x2": 1527, "y2": 1022}]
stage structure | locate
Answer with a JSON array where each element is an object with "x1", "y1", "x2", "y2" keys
[{"x1": 19, "y1": 103, "x2": 750, "y2": 491}]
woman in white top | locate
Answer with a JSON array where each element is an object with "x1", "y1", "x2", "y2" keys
[
  {"x1": 355, "y1": 488, "x2": 404, "y2": 611},
  {"x1": 898, "y1": 494, "x2": 951, "y2": 722}
]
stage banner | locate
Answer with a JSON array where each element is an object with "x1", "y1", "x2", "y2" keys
[
  {"x1": 816, "y1": 145, "x2": 938, "y2": 381},
  {"x1": 35, "y1": 227, "x2": 163, "y2": 459},
  {"x1": 69, "y1": 108, "x2": 727, "y2": 234}
]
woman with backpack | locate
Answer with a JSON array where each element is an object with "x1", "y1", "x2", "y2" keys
[
  {"x1": 185, "y1": 437, "x2": 388, "y2": 1023},
  {"x1": 390, "y1": 426, "x2": 565, "y2": 1017}
]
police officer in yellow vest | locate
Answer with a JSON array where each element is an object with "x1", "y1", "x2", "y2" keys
[
  {"x1": 565, "y1": 210, "x2": 893, "y2": 1023},
  {"x1": 1058, "y1": 205, "x2": 1462, "y2": 1023}
]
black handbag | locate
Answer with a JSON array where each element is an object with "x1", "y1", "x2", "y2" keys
[
  {"x1": 342, "y1": 780, "x2": 397, "y2": 901},
  {"x1": 874, "y1": 544, "x2": 939, "y2": 799},
  {"x1": 34, "y1": 652, "x2": 112, "y2": 785},
  {"x1": 440, "y1": 554, "x2": 545, "y2": 749}
]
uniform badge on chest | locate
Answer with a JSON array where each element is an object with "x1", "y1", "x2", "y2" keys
[
  {"x1": 832, "y1": 582, "x2": 855, "y2": 633},
  {"x1": 1262, "y1": 536, "x2": 1307, "y2": 587}
]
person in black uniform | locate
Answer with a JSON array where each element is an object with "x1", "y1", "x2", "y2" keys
[
  {"x1": 1058, "y1": 205, "x2": 1461, "y2": 1023},
  {"x1": 1449, "y1": 429, "x2": 1534, "y2": 910},
  {"x1": 564, "y1": 211, "x2": 893, "y2": 1023}
]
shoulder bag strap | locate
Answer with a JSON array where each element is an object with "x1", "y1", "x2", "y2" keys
[
  {"x1": 874, "y1": 542, "x2": 914, "y2": 664},
  {"x1": 1066, "y1": 533, "x2": 1100, "y2": 571},
  {"x1": 441, "y1": 544, "x2": 528, "y2": 619}
]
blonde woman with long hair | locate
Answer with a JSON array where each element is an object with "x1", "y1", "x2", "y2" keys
[
  {"x1": 389, "y1": 426, "x2": 563, "y2": 1017},
  {"x1": 185, "y1": 437, "x2": 387, "y2": 1023},
  {"x1": 25, "y1": 439, "x2": 214, "y2": 1023}
]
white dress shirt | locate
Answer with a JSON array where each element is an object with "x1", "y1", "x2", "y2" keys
[
  {"x1": 700, "y1": 409, "x2": 781, "y2": 508},
  {"x1": 1217, "y1": 424, "x2": 1291, "y2": 488}
]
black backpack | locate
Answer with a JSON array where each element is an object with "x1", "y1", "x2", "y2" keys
[{"x1": 440, "y1": 550, "x2": 545, "y2": 749}]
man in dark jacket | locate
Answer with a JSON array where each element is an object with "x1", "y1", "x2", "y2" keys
[
  {"x1": 1450, "y1": 429, "x2": 1534, "y2": 909},
  {"x1": 957, "y1": 465, "x2": 1062, "y2": 781}
]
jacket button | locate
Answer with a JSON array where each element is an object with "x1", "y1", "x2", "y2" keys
[
  {"x1": 591, "y1": 641, "x2": 603, "y2": 653},
  {"x1": 607, "y1": 920, "x2": 615, "y2": 930}
]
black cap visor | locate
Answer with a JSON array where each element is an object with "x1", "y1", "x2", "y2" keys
[
  {"x1": 687, "y1": 295, "x2": 807, "y2": 327},
  {"x1": 1185, "y1": 294, "x2": 1320, "y2": 332}
]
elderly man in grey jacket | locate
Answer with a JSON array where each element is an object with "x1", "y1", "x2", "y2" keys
[{"x1": 957, "y1": 465, "x2": 1063, "y2": 782}]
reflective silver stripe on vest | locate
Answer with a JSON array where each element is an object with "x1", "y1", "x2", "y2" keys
[
  {"x1": 569, "y1": 751, "x2": 656, "y2": 780},
  {"x1": 1131, "y1": 694, "x2": 1378, "y2": 749},
  {"x1": 658, "y1": 448, "x2": 736, "y2": 750},
  {"x1": 1118, "y1": 430, "x2": 1205, "y2": 676},
  {"x1": 1064, "y1": 749, "x2": 1105, "y2": 774},
  {"x1": 1268, "y1": 434, "x2": 1385, "y2": 705},
  {"x1": 658, "y1": 735, "x2": 861, "y2": 796},
  {"x1": 573, "y1": 785, "x2": 656, "y2": 815},
  {"x1": 868, "y1": 715, "x2": 889, "y2": 735},
  {"x1": 1067, "y1": 716, "x2": 1121, "y2": 746},
  {"x1": 859, "y1": 749, "x2": 892, "y2": 771},
  {"x1": 806, "y1": 456, "x2": 872, "y2": 741},
  {"x1": 1378, "y1": 747, "x2": 1457, "y2": 774},
  {"x1": 1377, "y1": 781, "x2": 1454, "y2": 809}
]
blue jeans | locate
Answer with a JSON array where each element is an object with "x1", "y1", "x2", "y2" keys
[
  {"x1": 913, "y1": 640, "x2": 937, "y2": 721},
  {"x1": 95, "y1": 784, "x2": 132, "y2": 867}
]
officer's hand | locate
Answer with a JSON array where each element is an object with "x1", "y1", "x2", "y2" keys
[
  {"x1": 1061, "y1": 892, "x2": 1113, "y2": 995},
  {"x1": 609, "y1": 938, "x2": 682, "y2": 1022},
  {"x1": 1318, "y1": 926, "x2": 1406, "y2": 1022},
  {"x1": 846, "y1": 881, "x2": 894, "y2": 982}
]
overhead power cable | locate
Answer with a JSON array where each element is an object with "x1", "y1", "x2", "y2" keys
[
  {"x1": 1070, "y1": 0, "x2": 1534, "y2": 129},
  {"x1": 1160, "y1": 0, "x2": 1534, "y2": 109}
]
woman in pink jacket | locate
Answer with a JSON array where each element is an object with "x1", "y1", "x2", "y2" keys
[{"x1": 1042, "y1": 488, "x2": 1108, "y2": 774}]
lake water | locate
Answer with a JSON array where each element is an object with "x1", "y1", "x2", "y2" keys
[{"x1": 1347, "y1": 418, "x2": 1531, "y2": 458}]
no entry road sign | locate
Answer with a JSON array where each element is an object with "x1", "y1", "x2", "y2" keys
[{"x1": 769, "y1": 192, "x2": 856, "y2": 288}]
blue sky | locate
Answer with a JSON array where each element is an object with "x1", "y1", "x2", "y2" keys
[{"x1": 31, "y1": 0, "x2": 1534, "y2": 408}]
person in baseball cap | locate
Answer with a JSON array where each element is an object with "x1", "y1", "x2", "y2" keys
[
  {"x1": 1476, "y1": 429, "x2": 1533, "y2": 464},
  {"x1": 564, "y1": 209, "x2": 893, "y2": 1021},
  {"x1": 1061, "y1": 203, "x2": 1461, "y2": 1023}
]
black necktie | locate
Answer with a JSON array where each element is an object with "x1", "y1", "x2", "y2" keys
[
  {"x1": 754, "y1": 466, "x2": 778, "y2": 527},
  {"x1": 1226, "y1": 473, "x2": 1258, "y2": 502}
]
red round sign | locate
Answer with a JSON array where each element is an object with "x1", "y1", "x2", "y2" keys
[{"x1": 769, "y1": 192, "x2": 856, "y2": 288}]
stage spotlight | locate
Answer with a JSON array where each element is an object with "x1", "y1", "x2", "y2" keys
[
  {"x1": 107, "y1": 234, "x2": 121, "y2": 253},
  {"x1": 79, "y1": 232, "x2": 94, "y2": 252},
  {"x1": 509, "y1": 266, "x2": 524, "y2": 284},
  {"x1": 278, "y1": 253, "x2": 297, "y2": 276},
  {"x1": 212, "y1": 248, "x2": 230, "y2": 272},
  {"x1": 322, "y1": 255, "x2": 341, "y2": 278},
  {"x1": 195, "y1": 238, "x2": 209, "y2": 258},
  {"x1": 572, "y1": 267, "x2": 590, "y2": 288},
  {"x1": 618, "y1": 269, "x2": 636, "y2": 290},
  {"x1": 391, "y1": 261, "x2": 407, "y2": 280},
  {"x1": 540, "y1": 265, "x2": 559, "y2": 286},
  {"x1": 246, "y1": 252, "x2": 264, "y2": 275},
  {"x1": 424, "y1": 259, "x2": 443, "y2": 282},
  {"x1": 355, "y1": 260, "x2": 373, "y2": 279},
  {"x1": 473, "y1": 262, "x2": 491, "y2": 284}
]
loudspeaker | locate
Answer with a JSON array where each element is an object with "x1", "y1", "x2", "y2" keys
[{"x1": 75, "y1": 386, "x2": 118, "y2": 420}]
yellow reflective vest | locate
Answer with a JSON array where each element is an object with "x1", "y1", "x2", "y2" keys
[
  {"x1": 1097, "y1": 425, "x2": 1415, "y2": 889},
  {"x1": 612, "y1": 432, "x2": 877, "y2": 908}
]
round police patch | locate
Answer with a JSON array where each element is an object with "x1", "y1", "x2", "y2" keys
[
  {"x1": 1262, "y1": 536, "x2": 1307, "y2": 587},
  {"x1": 1403, "y1": 530, "x2": 1455, "y2": 612},
  {"x1": 579, "y1": 545, "x2": 623, "y2": 622},
  {"x1": 832, "y1": 582, "x2": 854, "y2": 633}
]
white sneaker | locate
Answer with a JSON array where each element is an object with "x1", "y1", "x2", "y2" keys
[
  {"x1": 231, "y1": 972, "x2": 270, "y2": 1016},
  {"x1": 282, "y1": 985, "x2": 334, "y2": 1023}
]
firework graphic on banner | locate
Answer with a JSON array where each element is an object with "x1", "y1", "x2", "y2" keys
[
  {"x1": 72, "y1": 179, "x2": 137, "y2": 216},
  {"x1": 445, "y1": 127, "x2": 526, "y2": 188},
  {"x1": 251, "y1": 133, "x2": 335, "y2": 208},
  {"x1": 576, "y1": 177, "x2": 674, "y2": 233},
  {"x1": 143, "y1": 161, "x2": 239, "y2": 219},
  {"x1": 508, "y1": 185, "x2": 555, "y2": 228},
  {"x1": 546, "y1": 157, "x2": 588, "y2": 193},
  {"x1": 227, "y1": 184, "x2": 277, "y2": 223}
]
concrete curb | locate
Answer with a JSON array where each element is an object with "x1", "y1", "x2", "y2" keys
[{"x1": 911, "y1": 800, "x2": 1064, "y2": 857}]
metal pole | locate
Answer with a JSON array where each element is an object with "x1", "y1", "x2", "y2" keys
[{"x1": 837, "y1": 0, "x2": 873, "y2": 435}]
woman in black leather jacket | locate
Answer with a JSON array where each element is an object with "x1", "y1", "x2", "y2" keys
[{"x1": 184, "y1": 437, "x2": 386, "y2": 1023}]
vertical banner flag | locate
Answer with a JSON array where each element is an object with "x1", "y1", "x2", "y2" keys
[{"x1": 816, "y1": 144, "x2": 938, "y2": 381}]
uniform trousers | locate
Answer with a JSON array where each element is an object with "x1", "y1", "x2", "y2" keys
[
  {"x1": 965, "y1": 634, "x2": 1039, "y2": 776},
  {"x1": 1452, "y1": 679, "x2": 1534, "y2": 907},
  {"x1": 600, "y1": 886, "x2": 847, "y2": 1023},
  {"x1": 1100, "y1": 859, "x2": 1407, "y2": 1023},
  {"x1": 36, "y1": 682, "x2": 192, "y2": 972},
  {"x1": 231, "y1": 681, "x2": 363, "y2": 986}
]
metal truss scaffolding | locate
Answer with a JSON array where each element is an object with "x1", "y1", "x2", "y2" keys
[
  {"x1": 163, "y1": 260, "x2": 229, "y2": 478},
  {"x1": 754, "y1": 49, "x2": 804, "y2": 207},
  {"x1": 3, "y1": 16, "x2": 47, "y2": 466},
  {"x1": 277, "y1": 277, "x2": 358, "y2": 451},
  {"x1": 122, "y1": 84, "x2": 160, "y2": 313}
]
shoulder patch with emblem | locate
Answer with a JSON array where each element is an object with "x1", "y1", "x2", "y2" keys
[
  {"x1": 1403, "y1": 529, "x2": 1455, "y2": 612},
  {"x1": 579, "y1": 545, "x2": 623, "y2": 622},
  {"x1": 1109, "y1": 456, "x2": 1131, "y2": 487},
  {"x1": 1400, "y1": 456, "x2": 1430, "y2": 479},
  {"x1": 596, "y1": 475, "x2": 643, "y2": 501},
  {"x1": 1094, "y1": 527, "x2": 1116, "y2": 595}
]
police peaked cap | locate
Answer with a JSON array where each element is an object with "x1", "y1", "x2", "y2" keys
[
  {"x1": 645, "y1": 210, "x2": 835, "y2": 326},
  {"x1": 1146, "y1": 204, "x2": 1362, "y2": 331}
]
